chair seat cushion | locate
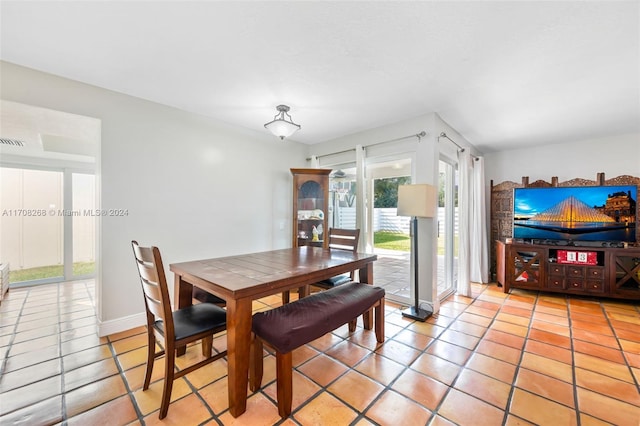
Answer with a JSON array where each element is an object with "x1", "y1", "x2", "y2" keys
[
  {"x1": 252, "y1": 282, "x2": 384, "y2": 353},
  {"x1": 155, "y1": 303, "x2": 226, "y2": 341},
  {"x1": 317, "y1": 274, "x2": 351, "y2": 287}
]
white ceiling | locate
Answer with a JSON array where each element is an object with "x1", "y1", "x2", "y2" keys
[{"x1": 1, "y1": 1, "x2": 638, "y2": 153}]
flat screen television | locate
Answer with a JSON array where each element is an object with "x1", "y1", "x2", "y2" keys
[{"x1": 513, "y1": 185, "x2": 637, "y2": 244}]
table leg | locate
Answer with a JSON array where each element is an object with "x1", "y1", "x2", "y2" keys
[
  {"x1": 174, "y1": 274, "x2": 193, "y2": 356},
  {"x1": 226, "y1": 297, "x2": 253, "y2": 417},
  {"x1": 298, "y1": 285, "x2": 310, "y2": 298},
  {"x1": 360, "y1": 263, "x2": 374, "y2": 330}
]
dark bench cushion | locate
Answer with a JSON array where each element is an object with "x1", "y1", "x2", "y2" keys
[{"x1": 252, "y1": 282, "x2": 384, "y2": 353}]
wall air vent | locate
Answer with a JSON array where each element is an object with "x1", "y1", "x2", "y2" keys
[{"x1": 0, "y1": 138, "x2": 26, "y2": 147}]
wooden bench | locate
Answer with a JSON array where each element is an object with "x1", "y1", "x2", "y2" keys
[{"x1": 249, "y1": 282, "x2": 385, "y2": 417}]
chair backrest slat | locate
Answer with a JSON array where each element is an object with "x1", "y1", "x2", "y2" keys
[
  {"x1": 132, "y1": 240, "x2": 175, "y2": 340},
  {"x1": 327, "y1": 228, "x2": 360, "y2": 281},
  {"x1": 145, "y1": 296, "x2": 164, "y2": 319},
  {"x1": 138, "y1": 263, "x2": 159, "y2": 285},
  {"x1": 328, "y1": 228, "x2": 360, "y2": 253}
]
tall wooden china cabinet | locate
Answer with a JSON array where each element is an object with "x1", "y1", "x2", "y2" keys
[{"x1": 291, "y1": 168, "x2": 331, "y2": 249}]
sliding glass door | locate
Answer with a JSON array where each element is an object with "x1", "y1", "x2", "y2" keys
[
  {"x1": 365, "y1": 156, "x2": 413, "y2": 304},
  {"x1": 0, "y1": 167, "x2": 64, "y2": 284},
  {"x1": 72, "y1": 172, "x2": 96, "y2": 277},
  {"x1": 437, "y1": 158, "x2": 459, "y2": 300},
  {"x1": 0, "y1": 166, "x2": 96, "y2": 286}
]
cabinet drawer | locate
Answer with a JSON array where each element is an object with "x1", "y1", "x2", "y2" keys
[
  {"x1": 547, "y1": 277, "x2": 565, "y2": 289},
  {"x1": 568, "y1": 267, "x2": 584, "y2": 277},
  {"x1": 549, "y1": 264, "x2": 566, "y2": 275},
  {"x1": 568, "y1": 280, "x2": 584, "y2": 290},
  {"x1": 586, "y1": 267, "x2": 604, "y2": 278},
  {"x1": 586, "y1": 280, "x2": 604, "y2": 292}
]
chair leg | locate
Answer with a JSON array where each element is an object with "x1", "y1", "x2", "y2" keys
[
  {"x1": 143, "y1": 330, "x2": 155, "y2": 390},
  {"x1": 348, "y1": 318, "x2": 357, "y2": 332},
  {"x1": 363, "y1": 307, "x2": 373, "y2": 330},
  {"x1": 159, "y1": 344, "x2": 176, "y2": 419},
  {"x1": 374, "y1": 298, "x2": 385, "y2": 343},
  {"x1": 276, "y1": 351, "x2": 293, "y2": 418},
  {"x1": 282, "y1": 291, "x2": 290, "y2": 304},
  {"x1": 201, "y1": 335, "x2": 213, "y2": 358},
  {"x1": 249, "y1": 335, "x2": 264, "y2": 392}
]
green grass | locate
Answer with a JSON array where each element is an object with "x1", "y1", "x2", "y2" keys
[
  {"x1": 374, "y1": 231, "x2": 453, "y2": 256},
  {"x1": 73, "y1": 262, "x2": 96, "y2": 276},
  {"x1": 374, "y1": 231, "x2": 410, "y2": 251},
  {"x1": 9, "y1": 262, "x2": 95, "y2": 283}
]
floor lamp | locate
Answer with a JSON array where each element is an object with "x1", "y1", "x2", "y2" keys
[{"x1": 397, "y1": 184, "x2": 437, "y2": 321}]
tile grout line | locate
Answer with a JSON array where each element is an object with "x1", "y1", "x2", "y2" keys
[
  {"x1": 57, "y1": 282, "x2": 69, "y2": 425},
  {"x1": 108, "y1": 330, "x2": 147, "y2": 424},
  {"x1": 0, "y1": 288, "x2": 28, "y2": 377},
  {"x1": 462, "y1": 287, "x2": 529, "y2": 426},
  {"x1": 410, "y1": 288, "x2": 493, "y2": 425},
  {"x1": 599, "y1": 300, "x2": 640, "y2": 399},
  {"x1": 351, "y1": 285, "x2": 500, "y2": 424},
  {"x1": 567, "y1": 296, "x2": 582, "y2": 426},
  {"x1": 435, "y1": 286, "x2": 529, "y2": 426},
  {"x1": 92, "y1": 274, "x2": 151, "y2": 424},
  {"x1": 186, "y1": 346, "x2": 226, "y2": 425}
]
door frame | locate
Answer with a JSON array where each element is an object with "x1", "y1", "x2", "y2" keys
[{"x1": 437, "y1": 155, "x2": 458, "y2": 301}]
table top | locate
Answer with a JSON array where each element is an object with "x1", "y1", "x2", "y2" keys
[{"x1": 170, "y1": 246, "x2": 377, "y2": 300}]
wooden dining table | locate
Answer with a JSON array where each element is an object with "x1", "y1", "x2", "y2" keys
[{"x1": 169, "y1": 246, "x2": 377, "y2": 418}]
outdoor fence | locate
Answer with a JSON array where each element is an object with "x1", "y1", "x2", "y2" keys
[{"x1": 332, "y1": 207, "x2": 457, "y2": 235}]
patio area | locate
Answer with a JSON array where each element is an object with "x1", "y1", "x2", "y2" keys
[
  {"x1": 372, "y1": 249, "x2": 411, "y2": 300},
  {"x1": 372, "y1": 249, "x2": 457, "y2": 304}
]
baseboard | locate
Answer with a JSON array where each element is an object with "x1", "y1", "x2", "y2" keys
[{"x1": 97, "y1": 311, "x2": 146, "y2": 337}]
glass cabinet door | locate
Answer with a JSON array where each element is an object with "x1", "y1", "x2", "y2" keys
[
  {"x1": 510, "y1": 248, "x2": 544, "y2": 288},
  {"x1": 291, "y1": 169, "x2": 331, "y2": 249},
  {"x1": 609, "y1": 250, "x2": 640, "y2": 297},
  {"x1": 297, "y1": 180, "x2": 325, "y2": 247}
]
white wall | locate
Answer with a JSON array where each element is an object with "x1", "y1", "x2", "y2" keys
[
  {"x1": 484, "y1": 132, "x2": 640, "y2": 185},
  {"x1": 1, "y1": 61, "x2": 307, "y2": 334}
]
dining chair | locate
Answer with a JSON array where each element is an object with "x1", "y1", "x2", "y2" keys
[
  {"x1": 131, "y1": 240, "x2": 227, "y2": 419},
  {"x1": 281, "y1": 228, "x2": 361, "y2": 304},
  {"x1": 315, "y1": 228, "x2": 361, "y2": 288}
]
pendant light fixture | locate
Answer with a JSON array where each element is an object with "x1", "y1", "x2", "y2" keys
[{"x1": 264, "y1": 105, "x2": 301, "y2": 140}]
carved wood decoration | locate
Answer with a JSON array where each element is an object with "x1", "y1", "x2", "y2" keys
[{"x1": 489, "y1": 173, "x2": 640, "y2": 281}]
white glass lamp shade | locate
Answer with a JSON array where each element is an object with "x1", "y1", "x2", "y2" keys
[
  {"x1": 397, "y1": 184, "x2": 437, "y2": 218},
  {"x1": 264, "y1": 119, "x2": 300, "y2": 140},
  {"x1": 264, "y1": 104, "x2": 301, "y2": 140}
]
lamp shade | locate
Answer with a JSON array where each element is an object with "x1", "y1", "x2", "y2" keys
[
  {"x1": 397, "y1": 184, "x2": 437, "y2": 218},
  {"x1": 264, "y1": 104, "x2": 301, "y2": 140},
  {"x1": 264, "y1": 119, "x2": 300, "y2": 140}
]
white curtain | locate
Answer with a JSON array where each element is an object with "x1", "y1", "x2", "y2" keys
[
  {"x1": 355, "y1": 145, "x2": 367, "y2": 252},
  {"x1": 470, "y1": 157, "x2": 489, "y2": 283},
  {"x1": 457, "y1": 150, "x2": 472, "y2": 296}
]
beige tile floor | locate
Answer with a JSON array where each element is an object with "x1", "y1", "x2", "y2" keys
[{"x1": 1, "y1": 280, "x2": 639, "y2": 425}]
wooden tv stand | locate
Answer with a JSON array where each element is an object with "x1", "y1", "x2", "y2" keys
[{"x1": 496, "y1": 240, "x2": 640, "y2": 300}]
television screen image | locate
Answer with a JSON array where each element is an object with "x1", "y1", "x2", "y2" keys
[{"x1": 513, "y1": 185, "x2": 637, "y2": 243}]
